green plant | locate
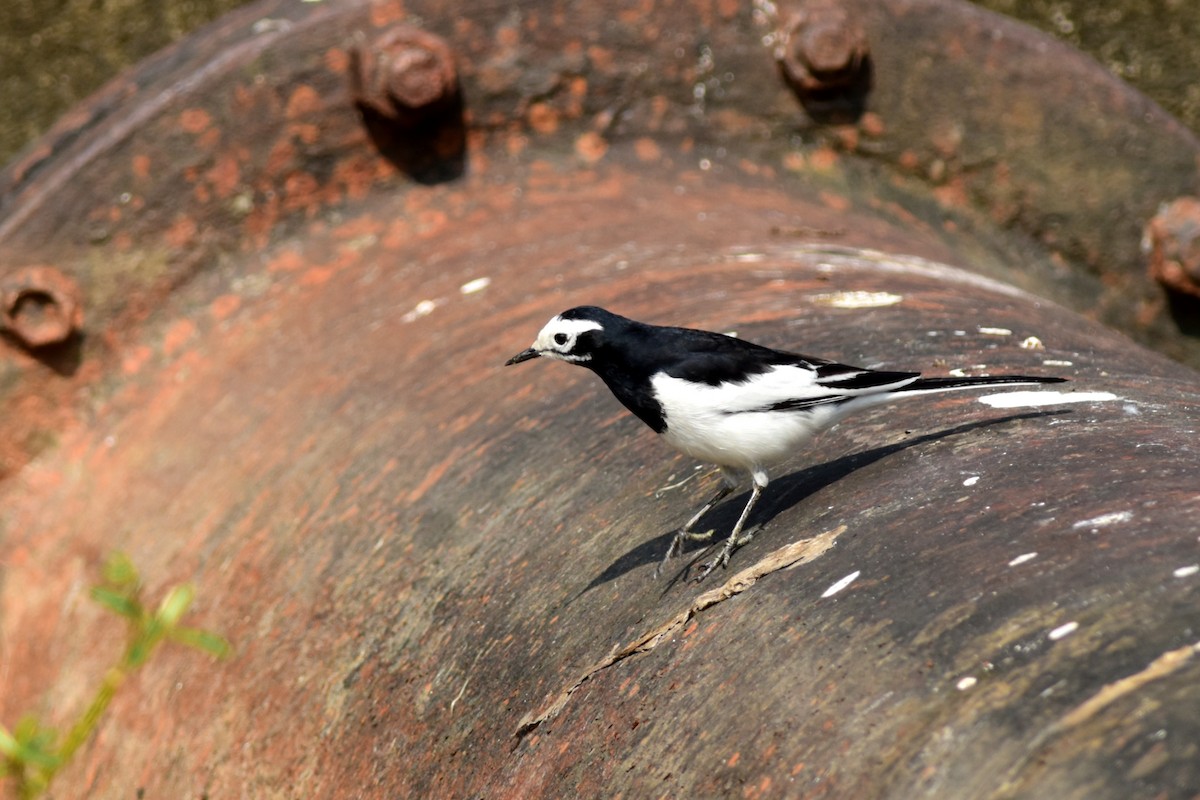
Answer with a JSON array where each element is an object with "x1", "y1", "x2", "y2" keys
[{"x1": 0, "y1": 553, "x2": 231, "y2": 799}]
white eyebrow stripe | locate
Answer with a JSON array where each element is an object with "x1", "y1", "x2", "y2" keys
[
  {"x1": 530, "y1": 316, "x2": 604, "y2": 353},
  {"x1": 548, "y1": 316, "x2": 604, "y2": 336}
]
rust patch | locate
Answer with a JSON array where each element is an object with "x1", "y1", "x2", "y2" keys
[
  {"x1": 574, "y1": 131, "x2": 608, "y2": 164},
  {"x1": 209, "y1": 294, "x2": 241, "y2": 322},
  {"x1": 179, "y1": 107, "x2": 212, "y2": 135}
]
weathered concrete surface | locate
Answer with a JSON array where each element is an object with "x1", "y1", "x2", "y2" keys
[{"x1": 0, "y1": 0, "x2": 1198, "y2": 798}]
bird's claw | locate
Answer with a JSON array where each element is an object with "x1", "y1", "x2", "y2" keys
[
  {"x1": 654, "y1": 527, "x2": 715, "y2": 578},
  {"x1": 692, "y1": 550, "x2": 730, "y2": 583},
  {"x1": 688, "y1": 525, "x2": 762, "y2": 582}
]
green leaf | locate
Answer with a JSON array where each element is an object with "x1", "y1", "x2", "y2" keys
[
  {"x1": 0, "y1": 722, "x2": 19, "y2": 758},
  {"x1": 0, "y1": 553, "x2": 235, "y2": 800},
  {"x1": 90, "y1": 586, "x2": 141, "y2": 619},
  {"x1": 169, "y1": 627, "x2": 233, "y2": 659},
  {"x1": 13, "y1": 741, "x2": 62, "y2": 770},
  {"x1": 100, "y1": 552, "x2": 139, "y2": 589},
  {"x1": 125, "y1": 621, "x2": 163, "y2": 668},
  {"x1": 156, "y1": 584, "x2": 195, "y2": 628},
  {"x1": 3, "y1": 717, "x2": 61, "y2": 770}
]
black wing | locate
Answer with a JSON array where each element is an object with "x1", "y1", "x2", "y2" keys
[
  {"x1": 655, "y1": 326, "x2": 920, "y2": 393},
  {"x1": 652, "y1": 326, "x2": 831, "y2": 386}
]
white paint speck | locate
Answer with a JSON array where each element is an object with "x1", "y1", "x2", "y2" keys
[
  {"x1": 963, "y1": 476, "x2": 980, "y2": 487},
  {"x1": 1122, "y1": 403, "x2": 1141, "y2": 416},
  {"x1": 733, "y1": 252, "x2": 766, "y2": 263},
  {"x1": 821, "y1": 570, "x2": 861, "y2": 598},
  {"x1": 1048, "y1": 621, "x2": 1079, "y2": 641},
  {"x1": 252, "y1": 17, "x2": 292, "y2": 33},
  {"x1": 978, "y1": 390, "x2": 1119, "y2": 409},
  {"x1": 1041, "y1": 359, "x2": 1073, "y2": 366},
  {"x1": 1072, "y1": 510, "x2": 1133, "y2": 530},
  {"x1": 1174, "y1": 565, "x2": 1200, "y2": 578},
  {"x1": 809, "y1": 291, "x2": 903, "y2": 309},
  {"x1": 459, "y1": 277, "x2": 491, "y2": 295},
  {"x1": 1019, "y1": 336, "x2": 1045, "y2": 350},
  {"x1": 401, "y1": 299, "x2": 439, "y2": 323},
  {"x1": 978, "y1": 326, "x2": 1012, "y2": 336},
  {"x1": 956, "y1": 676, "x2": 978, "y2": 691},
  {"x1": 1008, "y1": 552, "x2": 1038, "y2": 567}
]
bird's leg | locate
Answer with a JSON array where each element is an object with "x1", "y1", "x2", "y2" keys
[
  {"x1": 656, "y1": 484, "x2": 732, "y2": 572},
  {"x1": 655, "y1": 471, "x2": 738, "y2": 577},
  {"x1": 694, "y1": 469, "x2": 768, "y2": 582}
]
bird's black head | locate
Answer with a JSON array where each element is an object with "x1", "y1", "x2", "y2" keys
[{"x1": 504, "y1": 306, "x2": 623, "y2": 367}]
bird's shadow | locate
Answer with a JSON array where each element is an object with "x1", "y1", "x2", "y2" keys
[{"x1": 571, "y1": 409, "x2": 1069, "y2": 599}]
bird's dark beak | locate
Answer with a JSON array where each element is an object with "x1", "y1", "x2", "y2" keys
[{"x1": 505, "y1": 347, "x2": 540, "y2": 366}]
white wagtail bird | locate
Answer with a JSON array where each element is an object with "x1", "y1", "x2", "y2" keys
[{"x1": 506, "y1": 306, "x2": 1066, "y2": 581}]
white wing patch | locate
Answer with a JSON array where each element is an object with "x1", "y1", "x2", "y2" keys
[
  {"x1": 661, "y1": 364, "x2": 830, "y2": 414},
  {"x1": 651, "y1": 365, "x2": 854, "y2": 469}
]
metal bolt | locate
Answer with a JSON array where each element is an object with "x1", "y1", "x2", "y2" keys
[
  {"x1": 1, "y1": 265, "x2": 83, "y2": 348},
  {"x1": 351, "y1": 26, "x2": 458, "y2": 125},
  {"x1": 1145, "y1": 197, "x2": 1200, "y2": 299},
  {"x1": 776, "y1": 0, "x2": 870, "y2": 96}
]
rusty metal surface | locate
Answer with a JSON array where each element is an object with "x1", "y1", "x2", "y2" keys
[
  {"x1": 0, "y1": 154, "x2": 1198, "y2": 796},
  {"x1": 827, "y1": 0, "x2": 1200, "y2": 364},
  {"x1": 1, "y1": 0, "x2": 1198, "y2": 337},
  {"x1": 2, "y1": 0, "x2": 1197, "y2": 477},
  {"x1": 0, "y1": 0, "x2": 1199, "y2": 797}
]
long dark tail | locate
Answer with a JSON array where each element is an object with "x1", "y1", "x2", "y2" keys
[{"x1": 903, "y1": 375, "x2": 1067, "y2": 393}]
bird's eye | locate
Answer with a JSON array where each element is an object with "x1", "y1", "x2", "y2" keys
[{"x1": 553, "y1": 333, "x2": 569, "y2": 346}]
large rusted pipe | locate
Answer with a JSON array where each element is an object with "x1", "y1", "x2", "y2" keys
[
  {"x1": 0, "y1": 0, "x2": 1198, "y2": 798},
  {"x1": 1, "y1": 171, "x2": 1199, "y2": 797}
]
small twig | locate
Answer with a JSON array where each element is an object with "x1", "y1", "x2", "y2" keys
[
  {"x1": 653, "y1": 466, "x2": 709, "y2": 498},
  {"x1": 515, "y1": 525, "x2": 845, "y2": 737},
  {"x1": 1053, "y1": 639, "x2": 1200, "y2": 732},
  {"x1": 994, "y1": 640, "x2": 1200, "y2": 796}
]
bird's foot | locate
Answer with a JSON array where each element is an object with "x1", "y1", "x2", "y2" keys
[
  {"x1": 693, "y1": 549, "x2": 730, "y2": 582},
  {"x1": 654, "y1": 528, "x2": 716, "y2": 578},
  {"x1": 690, "y1": 526, "x2": 762, "y2": 583}
]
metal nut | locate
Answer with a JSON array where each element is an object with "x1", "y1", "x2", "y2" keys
[
  {"x1": 351, "y1": 26, "x2": 458, "y2": 125},
  {"x1": 1145, "y1": 197, "x2": 1200, "y2": 299},
  {"x1": 776, "y1": 0, "x2": 870, "y2": 95},
  {"x1": 0, "y1": 265, "x2": 84, "y2": 348}
]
